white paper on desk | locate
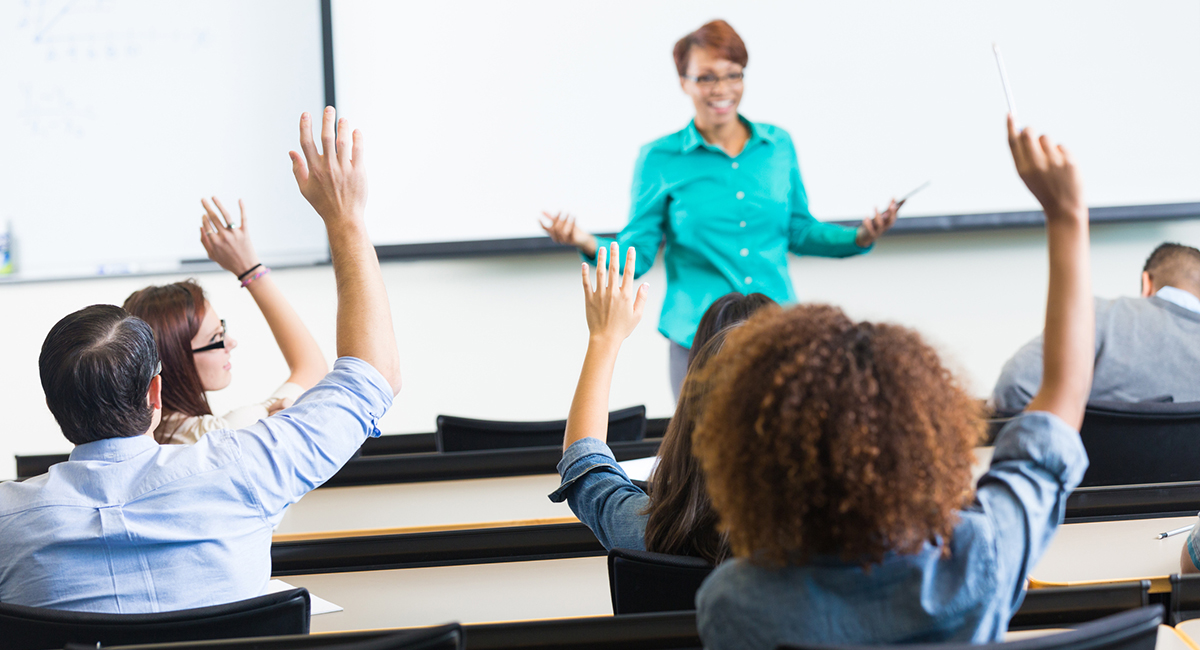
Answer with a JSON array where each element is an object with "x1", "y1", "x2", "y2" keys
[
  {"x1": 266, "y1": 579, "x2": 343, "y2": 615},
  {"x1": 618, "y1": 456, "x2": 659, "y2": 482}
]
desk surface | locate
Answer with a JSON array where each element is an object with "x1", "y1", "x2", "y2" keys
[
  {"x1": 276, "y1": 473, "x2": 576, "y2": 538},
  {"x1": 285, "y1": 556, "x2": 611, "y2": 633},
  {"x1": 1172, "y1": 620, "x2": 1200, "y2": 650},
  {"x1": 1029, "y1": 515, "x2": 1194, "y2": 592}
]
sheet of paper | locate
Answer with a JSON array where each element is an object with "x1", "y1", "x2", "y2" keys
[
  {"x1": 618, "y1": 456, "x2": 659, "y2": 482},
  {"x1": 266, "y1": 579, "x2": 343, "y2": 615}
]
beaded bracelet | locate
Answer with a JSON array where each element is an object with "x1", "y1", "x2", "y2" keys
[
  {"x1": 236, "y1": 263, "x2": 263, "y2": 281},
  {"x1": 240, "y1": 266, "x2": 271, "y2": 288}
]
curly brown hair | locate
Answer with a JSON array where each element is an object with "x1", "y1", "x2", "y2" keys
[{"x1": 692, "y1": 304, "x2": 985, "y2": 567}]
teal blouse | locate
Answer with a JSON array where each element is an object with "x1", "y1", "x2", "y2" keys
[{"x1": 589, "y1": 117, "x2": 869, "y2": 348}]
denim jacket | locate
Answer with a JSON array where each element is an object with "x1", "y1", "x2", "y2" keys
[
  {"x1": 549, "y1": 436, "x2": 649, "y2": 551},
  {"x1": 696, "y1": 411, "x2": 1089, "y2": 650}
]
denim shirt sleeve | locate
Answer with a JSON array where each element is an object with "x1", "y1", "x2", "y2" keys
[
  {"x1": 971, "y1": 411, "x2": 1088, "y2": 609},
  {"x1": 549, "y1": 437, "x2": 650, "y2": 551}
]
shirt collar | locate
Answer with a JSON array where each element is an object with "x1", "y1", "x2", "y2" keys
[
  {"x1": 680, "y1": 116, "x2": 775, "y2": 155},
  {"x1": 69, "y1": 434, "x2": 159, "y2": 463},
  {"x1": 1155, "y1": 286, "x2": 1200, "y2": 315}
]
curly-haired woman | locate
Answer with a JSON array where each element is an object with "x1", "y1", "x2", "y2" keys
[
  {"x1": 691, "y1": 117, "x2": 1094, "y2": 649},
  {"x1": 550, "y1": 251, "x2": 776, "y2": 564},
  {"x1": 124, "y1": 197, "x2": 328, "y2": 444}
]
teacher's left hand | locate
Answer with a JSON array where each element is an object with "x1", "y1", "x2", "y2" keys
[{"x1": 855, "y1": 200, "x2": 899, "y2": 248}]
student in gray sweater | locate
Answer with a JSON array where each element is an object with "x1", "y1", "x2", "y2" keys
[{"x1": 992, "y1": 242, "x2": 1200, "y2": 413}]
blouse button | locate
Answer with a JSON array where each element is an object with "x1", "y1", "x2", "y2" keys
[
  {"x1": 740, "y1": 248, "x2": 749, "y2": 257},
  {"x1": 739, "y1": 221, "x2": 746, "y2": 228},
  {"x1": 736, "y1": 191, "x2": 745, "y2": 200},
  {"x1": 744, "y1": 276, "x2": 753, "y2": 284},
  {"x1": 732, "y1": 162, "x2": 739, "y2": 169}
]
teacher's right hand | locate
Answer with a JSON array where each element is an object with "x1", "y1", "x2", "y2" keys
[{"x1": 540, "y1": 211, "x2": 599, "y2": 256}]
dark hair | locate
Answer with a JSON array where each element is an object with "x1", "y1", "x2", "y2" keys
[
  {"x1": 693, "y1": 305, "x2": 985, "y2": 567},
  {"x1": 644, "y1": 327, "x2": 737, "y2": 564},
  {"x1": 1143, "y1": 242, "x2": 1200, "y2": 292},
  {"x1": 123, "y1": 280, "x2": 212, "y2": 433},
  {"x1": 39, "y1": 305, "x2": 161, "y2": 445},
  {"x1": 673, "y1": 20, "x2": 748, "y2": 77},
  {"x1": 689, "y1": 292, "x2": 776, "y2": 367}
]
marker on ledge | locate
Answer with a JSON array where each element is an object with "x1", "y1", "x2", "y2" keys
[{"x1": 1156, "y1": 523, "x2": 1194, "y2": 540}]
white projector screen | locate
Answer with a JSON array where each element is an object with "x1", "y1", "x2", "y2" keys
[
  {"x1": 332, "y1": 0, "x2": 1200, "y2": 251},
  {"x1": 0, "y1": 1, "x2": 329, "y2": 281}
]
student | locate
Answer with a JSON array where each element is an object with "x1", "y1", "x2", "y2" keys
[
  {"x1": 124, "y1": 199, "x2": 328, "y2": 444},
  {"x1": 0, "y1": 107, "x2": 400, "y2": 612},
  {"x1": 551, "y1": 287, "x2": 776, "y2": 564},
  {"x1": 691, "y1": 117, "x2": 1093, "y2": 649},
  {"x1": 993, "y1": 242, "x2": 1200, "y2": 412}
]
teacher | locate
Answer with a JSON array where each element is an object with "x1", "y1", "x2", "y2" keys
[{"x1": 541, "y1": 19, "x2": 898, "y2": 398}]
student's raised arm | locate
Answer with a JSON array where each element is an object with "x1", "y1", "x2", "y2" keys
[
  {"x1": 290, "y1": 107, "x2": 401, "y2": 394},
  {"x1": 1008, "y1": 114, "x2": 1093, "y2": 429},
  {"x1": 562, "y1": 243, "x2": 649, "y2": 450},
  {"x1": 199, "y1": 197, "x2": 328, "y2": 391}
]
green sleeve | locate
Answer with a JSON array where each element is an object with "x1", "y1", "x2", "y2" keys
[
  {"x1": 581, "y1": 145, "x2": 667, "y2": 278},
  {"x1": 785, "y1": 140, "x2": 870, "y2": 258}
]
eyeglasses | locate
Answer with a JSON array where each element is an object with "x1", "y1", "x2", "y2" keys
[
  {"x1": 146, "y1": 360, "x2": 162, "y2": 391},
  {"x1": 680, "y1": 72, "x2": 744, "y2": 89},
  {"x1": 191, "y1": 320, "x2": 227, "y2": 354}
]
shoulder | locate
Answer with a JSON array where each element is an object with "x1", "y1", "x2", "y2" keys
[
  {"x1": 750, "y1": 121, "x2": 793, "y2": 144},
  {"x1": 158, "y1": 412, "x2": 227, "y2": 445}
]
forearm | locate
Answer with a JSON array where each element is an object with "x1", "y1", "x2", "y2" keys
[
  {"x1": 563, "y1": 338, "x2": 621, "y2": 450},
  {"x1": 578, "y1": 234, "x2": 599, "y2": 258},
  {"x1": 327, "y1": 222, "x2": 401, "y2": 394},
  {"x1": 246, "y1": 274, "x2": 328, "y2": 388},
  {"x1": 1027, "y1": 213, "x2": 1093, "y2": 428}
]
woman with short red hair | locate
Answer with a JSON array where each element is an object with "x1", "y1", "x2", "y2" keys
[{"x1": 542, "y1": 19, "x2": 899, "y2": 398}]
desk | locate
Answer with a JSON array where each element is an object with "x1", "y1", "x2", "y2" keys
[
  {"x1": 1029, "y1": 516, "x2": 1193, "y2": 593},
  {"x1": 284, "y1": 556, "x2": 611, "y2": 633},
  {"x1": 1171, "y1": 620, "x2": 1200, "y2": 650},
  {"x1": 275, "y1": 474, "x2": 576, "y2": 540}
]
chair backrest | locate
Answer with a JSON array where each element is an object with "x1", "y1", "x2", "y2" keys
[
  {"x1": 776, "y1": 604, "x2": 1162, "y2": 650},
  {"x1": 436, "y1": 405, "x2": 646, "y2": 453},
  {"x1": 1010, "y1": 582, "x2": 1150, "y2": 629},
  {"x1": 0, "y1": 587, "x2": 310, "y2": 650},
  {"x1": 313, "y1": 624, "x2": 462, "y2": 650},
  {"x1": 1170, "y1": 574, "x2": 1200, "y2": 624},
  {"x1": 1077, "y1": 400, "x2": 1200, "y2": 486},
  {"x1": 607, "y1": 547, "x2": 714, "y2": 614}
]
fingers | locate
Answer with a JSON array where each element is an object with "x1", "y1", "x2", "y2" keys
[
  {"x1": 298, "y1": 113, "x2": 319, "y2": 163},
  {"x1": 581, "y1": 262, "x2": 593, "y2": 295},
  {"x1": 289, "y1": 150, "x2": 309, "y2": 185},
  {"x1": 201, "y1": 199, "x2": 225, "y2": 234},
  {"x1": 1019, "y1": 127, "x2": 1045, "y2": 169},
  {"x1": 1058, "y1": 143, "x2": 1076, "y2": 166},
  {"x1": 238, "y1": 199, "x2": 248, "y2": 231},
  {"x1": 320, "y1": 106, "x2": 337, "y2": 159},
  {"x1": 607, "y1": 242, "x2": 619, "y2": 292},
  {"x1": 211, "y1": 196, "x2": 234, "y2": 228},
  {"x1": 351, "y1": 128, "x2": 364, "y2": 167},
  {"x1": 633, "y1": 283, "x2": 650, "y2": 316},
  {"x1": 596, "y1": 245, "x2": 608, "y2": 291},
  {"x1": 1006, "y1": 114, "x2": 1019, "y2": 153},
  {"x1": 621, "y1": 246, "x2": 636, "y2": 293},
  {"x1": 1040, "y1": 134, "x2": 1064, "y2": 166},
  {"x1": 336, "y1": 117, "x2": 351, "y2": 165}
]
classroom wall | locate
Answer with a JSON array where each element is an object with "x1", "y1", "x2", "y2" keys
[{"x1": 2, "y1": 217, "x2": 1198, "y2": 480}]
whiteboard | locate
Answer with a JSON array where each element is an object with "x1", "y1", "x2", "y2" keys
[
  {"x1": 331, "y1": 0, "x2": 1200, "y2": 249},
  {"x1": 0, "y1": 0, "x2": 329, "y2": 280}
]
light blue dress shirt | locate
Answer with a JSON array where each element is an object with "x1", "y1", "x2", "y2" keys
[
  {"x1": 549, "y1": 436, "x2": 649, "y2": 551},
  {"x1": 591, "y1": 118, "x2": 868, "y2": 348},
  {"x1": 1156, "y1": 286, "x2": 1200, "y2": 314},
  {"x1": 695, "y1": 411, "x2": 1088, "y2": 650},
  {"x1": 0, "y1": 356, "x2": 391, "y2": 613}
]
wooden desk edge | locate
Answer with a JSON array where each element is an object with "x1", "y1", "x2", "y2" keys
[
  {"x1": 1170, "y1": 625, "x2": 1200, "y2": 650},
  {"x1": 272, "y1": 516, "x2": 581, "y2": 542}
]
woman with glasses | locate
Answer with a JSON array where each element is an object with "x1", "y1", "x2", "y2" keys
[
  {"x1": 541, "y1": 19, "x2": 899, "y2": 398},
  {"x1": 123, "y1": 197, "x2": 328, "y2": 444}
]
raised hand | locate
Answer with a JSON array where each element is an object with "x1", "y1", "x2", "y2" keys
[
  {"x1": 1007, "y1": 114, "x2": 1086, "y2": 224},
  {"x1": 290, "y1": 106, "x2": 367, "y2": 226},
  {"x1": 199, "y1": 197, "x2": 260, "y2": 277},
  {"x1": 582, "y1": 243, "x2": 649, "y2": 346},
  {"x1": 856, "y1": 200, "x2": 899, "y2": 247},
  {"x1": 541, "y1": 211, "x2": 599, "y2": 256}
]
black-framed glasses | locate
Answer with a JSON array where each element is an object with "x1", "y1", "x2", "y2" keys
[
  {"x1": 191, "y1": 320, "x2": 227, "y2": 354},
  {"x1": 681, "y1": 72, "x2": 744, "y2": 88}
]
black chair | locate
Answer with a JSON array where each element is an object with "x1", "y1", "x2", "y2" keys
[
  {"x1": 0, "y1": 588, "x2": 310, "y2": 650},
  {"x1": 1169, "y1": 574, "x2": 1200, "y2": 624},
  {"x1": 304, "y1": 624, "x2": 461, "y2": 650},
  {"x1": 436, "y1": 405, "x2": 646, "y2": 453},
  {"x1": 777, "y1": 604, "x2": 1162, "y2": 650},
  {"x1": 1010, "y1": 582, "x2": 1150, "y2": 629},
  {"x1": 608, "y1": 547, "x2": 714, "y2": 614},
  {"x1": 1077, "y1": 400, "x2": 1200, "y2": 486}
]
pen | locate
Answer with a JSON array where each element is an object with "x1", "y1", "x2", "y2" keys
[{"x1": 1156, "y1": 524, "x2": 1194, "y2": 540}]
